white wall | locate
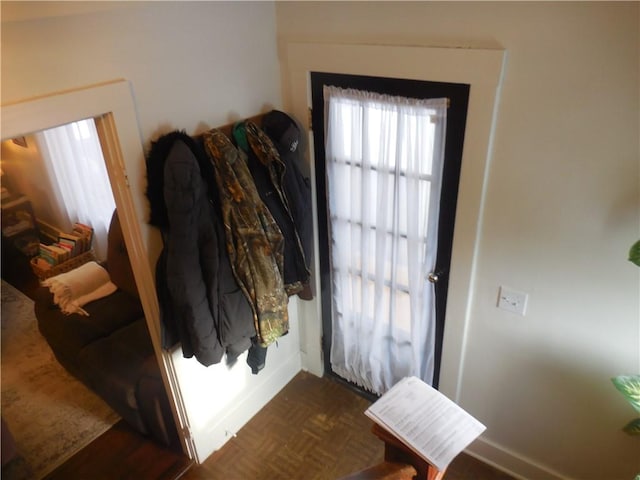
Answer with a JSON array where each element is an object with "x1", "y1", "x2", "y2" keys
[
  {"x1": 1, "y1": 2, "x2": 282, "y2": 141},
  {"x1": 275, "y1": 2, "x2": 639, "y2": 479},
  {"x1": 1, "y1": 1, "x2": 302, "y2": 463}
]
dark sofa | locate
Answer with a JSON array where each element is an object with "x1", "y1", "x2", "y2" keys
[{"x1": 33, "y1": 211, "x2": 179, "y2": 448}]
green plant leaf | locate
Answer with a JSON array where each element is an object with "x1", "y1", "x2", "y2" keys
[
  {"x1": 623, "y1": 418, "x2": 640, "y2": 435},
  {"x1": 612, "y1": 375, "x2": 640, "y2": 413},
  {"x1": 629, "y1": 240, "x2": 640, "y2": 267}
]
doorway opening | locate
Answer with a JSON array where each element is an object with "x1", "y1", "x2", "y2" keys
[
  {"x1": 1, "y1": 81, "x2": 190, "y2": 475},
  {"x1": 0, "y1": 118, "x2": 177, "y2": 477},
  {"x1": 311, "y1": 72, "x2": 469, "y2": 395}
]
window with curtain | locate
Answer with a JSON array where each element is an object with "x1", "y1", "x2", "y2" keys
[
  {"x1": 324, "y1": 86, "x2": 447, "y2": 395},
  {"x1": 35, "y1": 119, "x2": 115, "y2": 260}
]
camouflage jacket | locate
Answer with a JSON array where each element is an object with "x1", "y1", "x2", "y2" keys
[{"x1": 203, "y1": 128, "x2": 289, "y2": 347}]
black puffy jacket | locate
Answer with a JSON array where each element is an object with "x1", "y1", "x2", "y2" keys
[
  {"x1": 261, "y1": 110, "x2": 313, "y2": 300},
  {"x1": 146, "y1": 132, "x2": 255, "y2": 366}
]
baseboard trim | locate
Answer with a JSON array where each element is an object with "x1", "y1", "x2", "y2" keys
[
  {"x1": 192, "y1": 352, "x2": 302, "y2": 463},
  {"x1": 465, "y1": 437, "x2": 568, "y2": 480}
]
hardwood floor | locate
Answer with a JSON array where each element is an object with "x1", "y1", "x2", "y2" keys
[
  {"x1": 182, "y1": 372, "x2": 384, "y2": 480},
  {"x1": 43, "y1": 420, "x2": 192, "y2": 480}
]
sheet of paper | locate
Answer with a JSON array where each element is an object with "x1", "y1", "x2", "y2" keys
[{"x1": 365, "y1": 376, "x2": 486, "y2": 471}]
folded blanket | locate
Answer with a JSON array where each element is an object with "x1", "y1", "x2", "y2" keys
[{"x1": 42, "y1": 261, "x2": 117, "y2": 316}]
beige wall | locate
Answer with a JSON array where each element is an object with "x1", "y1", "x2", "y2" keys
[
  {"x1": 1, "y1": 1, "x2": 281, "y2": 140},
  {"x1": 276, "y1": 2, "x2": 639, "y2": 479}
]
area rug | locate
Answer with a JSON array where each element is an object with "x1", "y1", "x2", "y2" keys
[{"x1": 1, "y1": 280, "x2": 120, "y2": 479}]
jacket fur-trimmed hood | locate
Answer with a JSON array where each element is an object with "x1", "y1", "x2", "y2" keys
[{"x1": 145, "y1": 130, "x2": 213, "y2": 229}]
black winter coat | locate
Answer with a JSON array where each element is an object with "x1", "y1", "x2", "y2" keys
[
  {"x1": 261, "y1": 110, "x2": 314, "y2": 299},
  {"x1": 146, "y1": 132, "x2": 255, "y2": 366}
]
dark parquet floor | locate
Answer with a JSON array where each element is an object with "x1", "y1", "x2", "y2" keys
[
  {"x1": 182, "y1": 372, "x2": 384, "y2": 480},
  {"x1": 183, "y1": 371, "x2": 515, "y2": 480}
]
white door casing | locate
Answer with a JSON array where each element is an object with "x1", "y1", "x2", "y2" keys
[{"x1": 280, "y1": 42, "x2": 507, "y2": 403}]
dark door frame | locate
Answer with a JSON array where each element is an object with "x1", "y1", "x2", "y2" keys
[{"x1": 310, "y1": 72, "x2": 470, "y2": 391}]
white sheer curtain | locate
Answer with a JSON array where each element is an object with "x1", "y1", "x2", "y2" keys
[
  {"x1": 324, "y1": 86, "x2": 447, "y2": 394},
  {"x1": 36, "y1": 119, "x2": 115, "y2": 260}
]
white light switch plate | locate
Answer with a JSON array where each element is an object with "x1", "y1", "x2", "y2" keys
[{"x1": 497, "y1": 286, "x2": 528, "y2": 316}]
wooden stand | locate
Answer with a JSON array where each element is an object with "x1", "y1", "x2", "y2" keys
[
  {"x1": 339, "y1": 423, "x2": 446, "y2": 480},
  {"x1": 339, "y1": 461, "x2": 417, "y2": 480},
  {"x1": 372, "y1": 423, "x2": 447, "y2": 480}
]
